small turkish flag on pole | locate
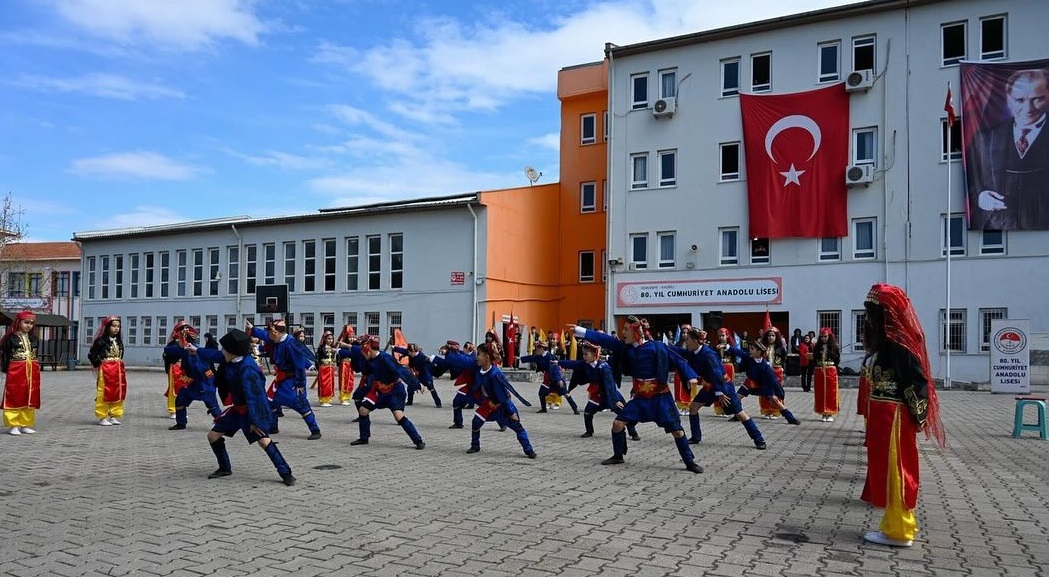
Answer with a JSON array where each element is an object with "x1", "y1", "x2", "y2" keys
[{"x1": 944, "y1": 83, "x2": 957, "y2": 127}]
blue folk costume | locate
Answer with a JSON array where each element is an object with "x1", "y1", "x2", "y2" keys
[
  {"x1": 196, "y1": 339, "x2": 295, "y2": 486},
  {"x1": 729, "y1": 345, "x2": 801, "y2": 425},
  {"x1": 250, "y1": 325, "x2": 321, "y2": 439},
  {"x1": 163, "y1": 341, "x2": 223, "y2": 430},
  {"x1": 335, "y1": 343, "x2": 372, "y2": 419},
  {"x1": 440, "y1": 348, "x2": 535, "y2": 457},
  {"x1": 520, "y1": 348, "x2": 579, "y2": 414},
  {"x1": 559, "y1": 358, "x2": 638, "y2": 439},
  {"x1": 393, "y1": 346, "x2": 442, "y2": 407},
  {"x1": 432, "y1": 343, "x2": 481, "y2": 429},
  {"x1": 579, "y1": 325, "x2": 703, "y2": 473},
  {"x1": 351, "y1": 342, "x2": 425, "y2": 449},
  {"x1": 670, "y1": 343, "x2": 766, "y2": 449}
]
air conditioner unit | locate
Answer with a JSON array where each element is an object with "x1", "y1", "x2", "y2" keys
[
  {"x1": 652, "y1": 97, "x2": 676, "y2": 118},
  {"x1": 846, "y1": 164, "x2": 875, "y2": 186},
  {"x1": 609, "y1": 256, "x2": 624, "y2": 265},
  {"x1": 627, "y1": 263, "x2": 640, "y2": 270},
  {"x1": 845, "y1": 70, "x2": 874, "y2": 92}
]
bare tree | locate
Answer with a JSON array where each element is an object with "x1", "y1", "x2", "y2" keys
[{"x1": 0, "y1": 193, "x2": 28, "y2": 302}]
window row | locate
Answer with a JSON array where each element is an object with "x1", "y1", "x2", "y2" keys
[
  {"x1": 579, "y1": 180, "x2": 609, "y2": 213},
  {"x1": 83, "y1": 311, "x2": 406, "y2": 347},
  {"x1": 4, "y1": 271, "x2": 81, "y2": 299},
  {"x1": 579, "y1": 111, "x2": 610, "y2": 145},
  {"x1": 718, "y1": 35, "x2": 874, "y2": 97},
  {"x1": 84, "y1": 234, "x2": 404, "y2": 301},
  {"x1": 941, "y1": 14, "x2": 1007, "y2": 67},
  {"x1": 817, "y1": 306, "x2": 1005, "y2": 357}
]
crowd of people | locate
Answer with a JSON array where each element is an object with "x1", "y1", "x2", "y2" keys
[{"x1": 1, "y1": 283, "x2": 946, "y2": 548}]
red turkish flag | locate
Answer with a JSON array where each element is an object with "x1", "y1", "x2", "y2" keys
[{"x1": 740, "y1": 84, "x2": 849, "y2": 238}]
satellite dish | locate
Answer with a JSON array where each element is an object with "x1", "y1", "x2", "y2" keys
[{"x1": 524, "y1": 166, "x2": 541, "y2": 185}]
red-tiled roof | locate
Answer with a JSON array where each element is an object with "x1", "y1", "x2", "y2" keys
[{"x1": 0, "y1": 242, "x2": 81, "y2": 262}]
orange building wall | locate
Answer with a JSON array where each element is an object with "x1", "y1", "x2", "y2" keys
[
  {"x1": 556, "y1": 61, "x2": 608, "y2": 330},
  {"x1": 480, "y1": 183, "x2": 563, "y2": 334}
]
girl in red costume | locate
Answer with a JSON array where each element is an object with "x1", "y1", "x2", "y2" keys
[
  {"x1": 88, "y1": 316, "x2": 128, "y2": 426},
  {"x1": 2, "y1": 311, "x2": 41, "y2": 435},
  {"x1": 812, "y1": 328, "x2": 841, "y2": 422}
]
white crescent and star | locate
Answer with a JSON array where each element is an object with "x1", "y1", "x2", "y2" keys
[{"x1": 764, "y1": 114, "x2": 822, "y2": 187}]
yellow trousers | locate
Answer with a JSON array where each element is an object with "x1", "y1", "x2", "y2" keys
[
  {"x1": 95, "y1": 378, "x2": 125, "y2": 420},
  {"x1": 166, "y1": 378, "x2": 177, "y2": 414},
  {"x1": 879, "y1": 407, "x2": 918, "y2": 541},
  {"x1": 3, "y1": 407, "x2": 35, "y2": 428}
]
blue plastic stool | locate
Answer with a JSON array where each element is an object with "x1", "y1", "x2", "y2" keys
[{"x1": 1013, "y1": 397, "x2": 1048, "y2": 440}]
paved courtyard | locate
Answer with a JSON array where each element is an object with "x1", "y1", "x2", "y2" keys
[{"x1": 1, "y1": 369, "x2": 1048, "y2": 576}]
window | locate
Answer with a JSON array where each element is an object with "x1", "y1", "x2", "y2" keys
[
  {"x1": 602, "y1": 180, "x2": 608, "y2": 212},
  {"x1": 980, "y1": 16, "x2": 1006, "y2": 60},
  {"x1": 657, "y1": 150, "x2": 677, "y2": 187},
  {"x1": 940, "y1": 308, "x2": 967, "y2": 353},
  {"x1": 980, "y1": 308, "x2": 1007, "y2": 351},
  {"x1": 630, "y1": 234, "x2": 648, "y2": 269},
  {"x1": 52, "y1": 271, "x2": 70, "y2": 297},
  {"x1": 853, "y1": 127, "x2": 877, "y2": 166},
  {"x1": 386, "y1": 312, "x2": 401, "y2": 339},
  {"x1": 751, "y1": 53, "x2": 772, "y2": 92},
  {"x1": 750, "y1": 237, "x2": 770, "y2": 265},
  {"x1": 853, "y1": 35, "x2": 876, "y2": 72},
  {"x1": 941, "y1": 118, "x2": 962, "y2": 161},
  {"x1": 160, "y1": 251, "x2": 170, "y2": 298},
  {"x1": 129, "y1": 253, "x2": 139, "y2": 299},
  {"x1": 263, "y1": 243, "x2": 275, "y2": 285},
  {"x1": 72, "y1": 271, "x2": 80, "y2": 297},
  {"x1": 192, "y1": 249, "x2": 203, "y2": 297},
  {"x1": 980, "y1": 229, "x2": 1006, "y2": 255},
  {"x1": 142, "y1": 316, "x2": 152, "y2": 346},
  {"x1": 720, "y1": 142, "x2": 741, "y2": 181},
  {"x1": 853, "y1": 218, "x2": 876, "y2": 259},
  {"x1": 630, "y1": 153, "x2": 648, "y2": 189},
  {"x1": 206, "y1": 315, "x2": 218, "y2": 338},
  {"x1": 321, "y1": 313, "x2": 335, "y2": 336},
  {"x1": 126, "y1": 316, "x2": 137, "y2": 346},
  {"x1": 101, "y1": 255, "x2": 110, "y2": 299},
  {"x1": 581, "y1": 114, "x2": 597, "y2": 145},
  {"x1": 719, "y1": 228, "x2": 739, "y2": 266},
  {"x1": 631, "y1": 73, "x2": 649, "y2": 109},
  {"x1": 852, "y1": 310, "x2": 866, "y2": 352},
  {"x1": 344, "y1": 312, "x2": 358, "y2": 333},
  {"x1": 176, "y1": 250, "x2": 187, "y2": 297},
  {"x1": 365, "y1": 312, "x2": 380, "y2": 337},
  {"x1": 243, "y1": 246, "x2": 255, "y2": 295},
  {"x1": 227, "y1": 246, "x2": 239, "y2": 295},
  {"x1": 87, "y1": 257, "x2": 96, "y2": 300},
  {"x1": 189, "y1": 315, "x2": 201, "y2": 332},
  {"x1": 579, "y1": 251, "x2": 595, "y2": 283},
  {"x1": 659, "y1": 68, "x2": 677, "y2": 98},
  {"x1": 818, "y1": 41, "x2": 840, "y2": 82},
  {"x1": 601, "y1": 249, "x2": 607, "y2": 282},
  {"x1": 721, "y1": 58, "x2": 740, "y2": 97},
  {"x1": 819, "y1": 237, "x2": 841, "y2": 261},
  {"x1": 941, "y1": 21, "x2": 967, "y2": 66},
  {"x1": 225, "y1": 315, "x2": 237, "y2": 334},
  {"x1": 658, "y1": 232, "x2": 675, "y2": 269},
  {"x1": 817, "y1": 311, "x2": 842, "y2": 343},
  {"x1": 208, "y1": 248, "x2": 220, "y2": 296},
  {"x1": 390, "y1": 233, "x2": 403, "y2": 290},
  {"x1": 145, "y1": 253, "x2": 154, "y2": 298},
  {"x1": 157, "y1": 317, "x2": 167, "y2": 346},
  {"x1": 303, "y1": 240, "x2": 317, "y2": 293},
  {"x1": 580, "y1": 182, "x2": 596, "y2": 213},
  {"x1": 27, "y1": 273, "x2": 43, "y2": 296},
  {"x1": 367, "y1": 235, "x2": 381, "y2": 290},
  {"x1": 324, "y1": 238, "x2": 336, "y2": 292},
  {"x1": 114, "y1": 255, "x2": 123, "y2": 299},
  {"x1": 84, "y1": 317, "x2": 95, "y2": 346},
  {"x1": 346, "y1": 237, "x2": 359, "y2": 291},
  {"x1": 300, "y1": 313, "x2": 314, "y2": 342},
  {"x1": 942, "y1": 213, "x2": 966, "y2": 256},
  {"x1": 603, "y1": 111, "x2": 608, "y2": 141},
  {"x1": 6, "y1": 272, "x2": 25, "y2": 297},
  {"x1": 283, "y1": 242, "x2": 296, "y2": 292}
]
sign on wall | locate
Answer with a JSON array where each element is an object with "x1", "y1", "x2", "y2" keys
[
  {"x1": 450, "y1": 272, "x2": 465, "y2": 286},
  {"x1": 989, "y1": 318, "x2": 1030, "y2": 394},
  {"x1": 615, "y1": 277, "x2": 782, "y2": 307}
]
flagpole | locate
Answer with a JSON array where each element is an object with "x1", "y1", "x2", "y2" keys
[{"x1": 945, "y1": 81, "x2": 953, "y2": 391}]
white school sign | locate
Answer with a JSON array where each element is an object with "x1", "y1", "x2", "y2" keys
[
  {"x1": 615, "y1": 277, "x2": 782, "y2": 307},
  {"x1": 989, "y1": 319, "x2": 1030, "y2": 394}
]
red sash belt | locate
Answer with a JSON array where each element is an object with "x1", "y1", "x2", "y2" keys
[{"x1": 632, "y1": 378, "x2": 668, "y2": 399}]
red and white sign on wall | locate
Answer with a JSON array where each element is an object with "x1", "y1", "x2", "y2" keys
[
  {"x1": 450, "y1": 271, "x2": 466, "y2": 286},
  {"x1": 616, "y1": 277, "x2": 782, "y2": 307}
]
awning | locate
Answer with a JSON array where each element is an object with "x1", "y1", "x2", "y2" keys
[{"x1": 0, "y1": 311, "x2": 72, "y2": 327}]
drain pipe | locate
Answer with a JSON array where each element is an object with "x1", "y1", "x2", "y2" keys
[{"x1": 467, "y1": 204, "x2": 479, "y2": 344}]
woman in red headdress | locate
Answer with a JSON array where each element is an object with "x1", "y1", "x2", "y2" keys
[
  {"x1": 313, "y1": 332, "x2": 337, "y2": 406},
  {"x1": 2, "y1": 311, "x2": 42, "y2": 434},
  {"x1": 860, "y1": 283, "x2": 947, "y2": 548},
  {"x1": 88, "y1": 316, "x2": 127, "y2": 426},
  {"x1": 336, "y1": 324, "x2": 356, "y2": 406},
  {"x1": 812, "y1": 327, "x2": 841, "y2": 422}
]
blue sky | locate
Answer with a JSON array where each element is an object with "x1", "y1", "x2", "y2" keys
[{"x1": 1, "y1": 0, "x2": 863, "y2": 241}]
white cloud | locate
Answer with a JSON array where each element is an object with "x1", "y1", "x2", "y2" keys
[
  {"x1": 106, "y1": 206, "x2": 190, "y2": 228},
  {"x1": 528, "y1": 132, "x2": 560, "y2": 152},
  {"x1": 223, "y1": 148, "x2": 328, "y2": 171},
  {"x1": 48, "y1": 0, "x2": 266, "y2": 50},
  {"x1": 316, "y1": 0, "x2": 865, "y2": 122},
  {"x1": 70, "y1": 151, "x2": 206, "y2": 180},
  {"x1": 13, "y1": 73, "x2": 184, "y2": 100},
  {"x1": 328, "y1": 104, "x2": 417, "y2": 142}
]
